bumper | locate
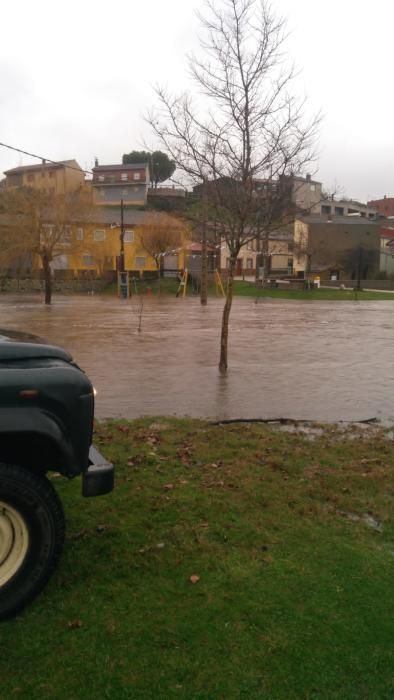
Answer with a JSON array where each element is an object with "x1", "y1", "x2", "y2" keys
[{"x1": 82, "y1": 445, "x2": 115, "y2": 497}]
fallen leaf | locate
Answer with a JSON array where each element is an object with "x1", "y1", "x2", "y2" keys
[
  {"x1": 71, "y1": 528, "x2": 89, "y2": 540},
  {"x1": 189, "y1": 575, "x2": 200, "y2": 584},
  {"x1": 163, "y1": 483, "x2": 174, "y2": 490},
  {"x1": 68, "y1": 620, "x2": 82, "y2": 630}
]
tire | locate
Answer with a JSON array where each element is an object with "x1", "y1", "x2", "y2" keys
[{"x1": 0, "y1": 463, "x2": 65, "y2": 620}]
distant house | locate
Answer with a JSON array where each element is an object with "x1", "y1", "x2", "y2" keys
[
  {"x1": 319, "y1": 199, "x2": 378, "y2": 220},
  {"x1": 3, "y1": 159, "x2": 85, "y2": 195},
  {"x1": 379, "y1": 226, "x2": 394, "y2": 276},
  {"x1": 284, "y1": 174, "x2": 323, "y2": 215},
  {"x1": 92, "y1": 162, "x2": 149, "y2": 207},
  {"x1": 368, "y1": 196, "x2": 394, "y2": 217},
  {"x1": 0, "y1": 206, "x2": 189, "y2": 278},
  {"x1": 295, "y1": 216, "x2": 381, "y2": 281},
  {"x1": 221, "y1": 227, "x2": 301, "y2": 278}
]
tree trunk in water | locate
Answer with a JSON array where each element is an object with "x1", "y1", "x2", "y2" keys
[
  {"x1": 200, "y1": 217, "x2": 208, "y2": 305},
  {"x1": 43, "y1": 255, "x2": 52, "y2": 305},
  {"x1": 305, "y1": 253, "x2": 312, "y2": 290},
  {"x1": 156, "y1": 261, "x2": 161, "y2": 295},
  {"x1": 262, "y1": 231, "x2": 270, "y2": 282},
  {"x1": 219, "y1": 258, "x2": 236, "y2": 372}
]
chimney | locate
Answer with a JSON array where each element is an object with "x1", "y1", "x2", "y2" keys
[
  {"x1": 42, "y1": 159, "x2": 46, "y2": 165},
  {"x1": 306, "y1": 173, "x2": 311, "y2": 182},
  {"x1": 94, "y1": 157, "x2": 99, "y2": 168}
]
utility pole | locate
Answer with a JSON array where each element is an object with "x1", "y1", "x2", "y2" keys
[
  {"x1": 119, "y1": 198, "x2": 125, "y2": 273},
  {"x1": 200, "y1": 180, "x2": 208, "y2": 305}
]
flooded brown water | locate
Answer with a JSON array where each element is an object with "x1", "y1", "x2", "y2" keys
[{"x1": 1, "y1": 293, "x2": 394, "y2": 423}]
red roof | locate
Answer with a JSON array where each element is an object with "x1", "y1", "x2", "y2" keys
[
  {"x1": 380, "y1": 227, "x2": 394, "y2": 238},
  {"x1": 186, "y1": 242, "x2": 216, "y2": 252}
]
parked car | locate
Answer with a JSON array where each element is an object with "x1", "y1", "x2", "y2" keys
[{"x1": 0, "y1": 329, "x2": 114, "y2": 619}]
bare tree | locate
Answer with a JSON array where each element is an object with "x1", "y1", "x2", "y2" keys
[
  {"x1": 147, "y1": 0, "x2": 320, "y2": 371},
  {"x1": 0, "y1": 187, "x2": 86, "y2": 304},
  {"x1": 139, "y1": 212, "x2": 184, "y2": 284}
]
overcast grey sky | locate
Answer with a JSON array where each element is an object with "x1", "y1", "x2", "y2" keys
[{"x1": 0, "y1": 0, "x2": 392, "y2": 201}]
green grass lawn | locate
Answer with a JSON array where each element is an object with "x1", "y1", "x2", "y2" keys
[
  {"x1": 2, "y1": 419, "x2": 394, "y2": 699},
  {"x1": 233, "y1": 281, "x2": 394, "y2": 301},
  {"x1": 104, "y1": 278, "x2": 394, "y2": 301}
]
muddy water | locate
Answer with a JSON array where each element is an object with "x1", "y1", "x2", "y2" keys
[{"x1": 1, "y1": 294, "x2": 394, "y2": 423}]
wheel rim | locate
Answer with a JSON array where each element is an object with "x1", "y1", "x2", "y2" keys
[{"x1": 0, "y1": 501, "x2": 29, "y2": 587}]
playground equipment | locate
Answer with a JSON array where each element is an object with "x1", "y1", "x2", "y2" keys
[
  {"x1": 176, "y1": 269, "x2": 188, "y2": 298},
  {"x1": 215, "y1": 269, "x2": 225, "y2": 297}
]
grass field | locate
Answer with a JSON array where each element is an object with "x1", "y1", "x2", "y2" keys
[
  {"x1": 104, "y1": 278, "x2": 394, "y2": 301},
  {"x1": 233, "y1": 281, "x2": 394, "y2": 301},
  {"x1": 2, "y1": 419, "x2": 394, "y2": 699}
]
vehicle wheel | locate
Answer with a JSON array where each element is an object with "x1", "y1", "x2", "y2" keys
[{"x1": 0, "y1": 463, "x2": 65, "y2": 620}]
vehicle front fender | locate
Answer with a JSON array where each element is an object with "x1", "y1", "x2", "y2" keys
[{"x1": 0, "y1": 407, "x2": 77, "y2": 475}]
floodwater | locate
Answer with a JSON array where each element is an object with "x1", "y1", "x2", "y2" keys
[{"x1": 1, "y1": 293, "x2": 394, "y2": 423}]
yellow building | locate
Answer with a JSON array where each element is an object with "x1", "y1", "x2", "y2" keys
[
  {"x1": 4, "y1": 159, "x2": 85, "y2": 195},
  {"x1": 47, "y1": 209, "x2": 189, "y2": 276}
]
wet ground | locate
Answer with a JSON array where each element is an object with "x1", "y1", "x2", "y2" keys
[{"x1": 1, "y1": 293, "x2": 394, "y2": 423}]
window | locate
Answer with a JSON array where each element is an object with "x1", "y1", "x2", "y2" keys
[
  {"x1": 62, "y1": 225, "x2": 72, "y2": 245},
  {"x1": 76, "y1": 227, "x2": 84, "y2": 241},
  {"x1": 121, "y1": 173, "x2": 128, "y2": 181},
  {"x1": 310, "y1": 184, "x2": 316, "y2": 192},
  {"x1": 133, "y1": 173, "x2": 140, "y2": 180},
  {"x1": 135, "y1": 256, "x2": 146, "y2": 267},
  {"x1": 108, "y1": 175, "x2": 115, "y2": 183},
  {"x1": 335, "y1": 207, "x2": 344, "y2": 216},
  {"x1": 322, "y1": 205, "x2": 331, "y2": 215},
  {"x1": 124, "y1": 230, "x2": 134, "y2": 243},
  {"x1": 94, "y1": 229, "x2": 106, "y2": 241},
  {"x1": 246, "y1": 258, "x2": 253, "y2": 269},
  {"x1": 82, "y1": 254, "x2": 95, "y2": 266},
  {"x1": 98, "y1": 175, "x2": 105, "y2": 182}
]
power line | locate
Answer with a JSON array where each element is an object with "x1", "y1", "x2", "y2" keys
[{"x1": 0, "y1": 141, "x2": 93, "y2": 176}]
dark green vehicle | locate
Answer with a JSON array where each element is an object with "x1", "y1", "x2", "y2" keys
[{"x1": 0, "y1": 330, "x2": 114, "y2": 619}]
